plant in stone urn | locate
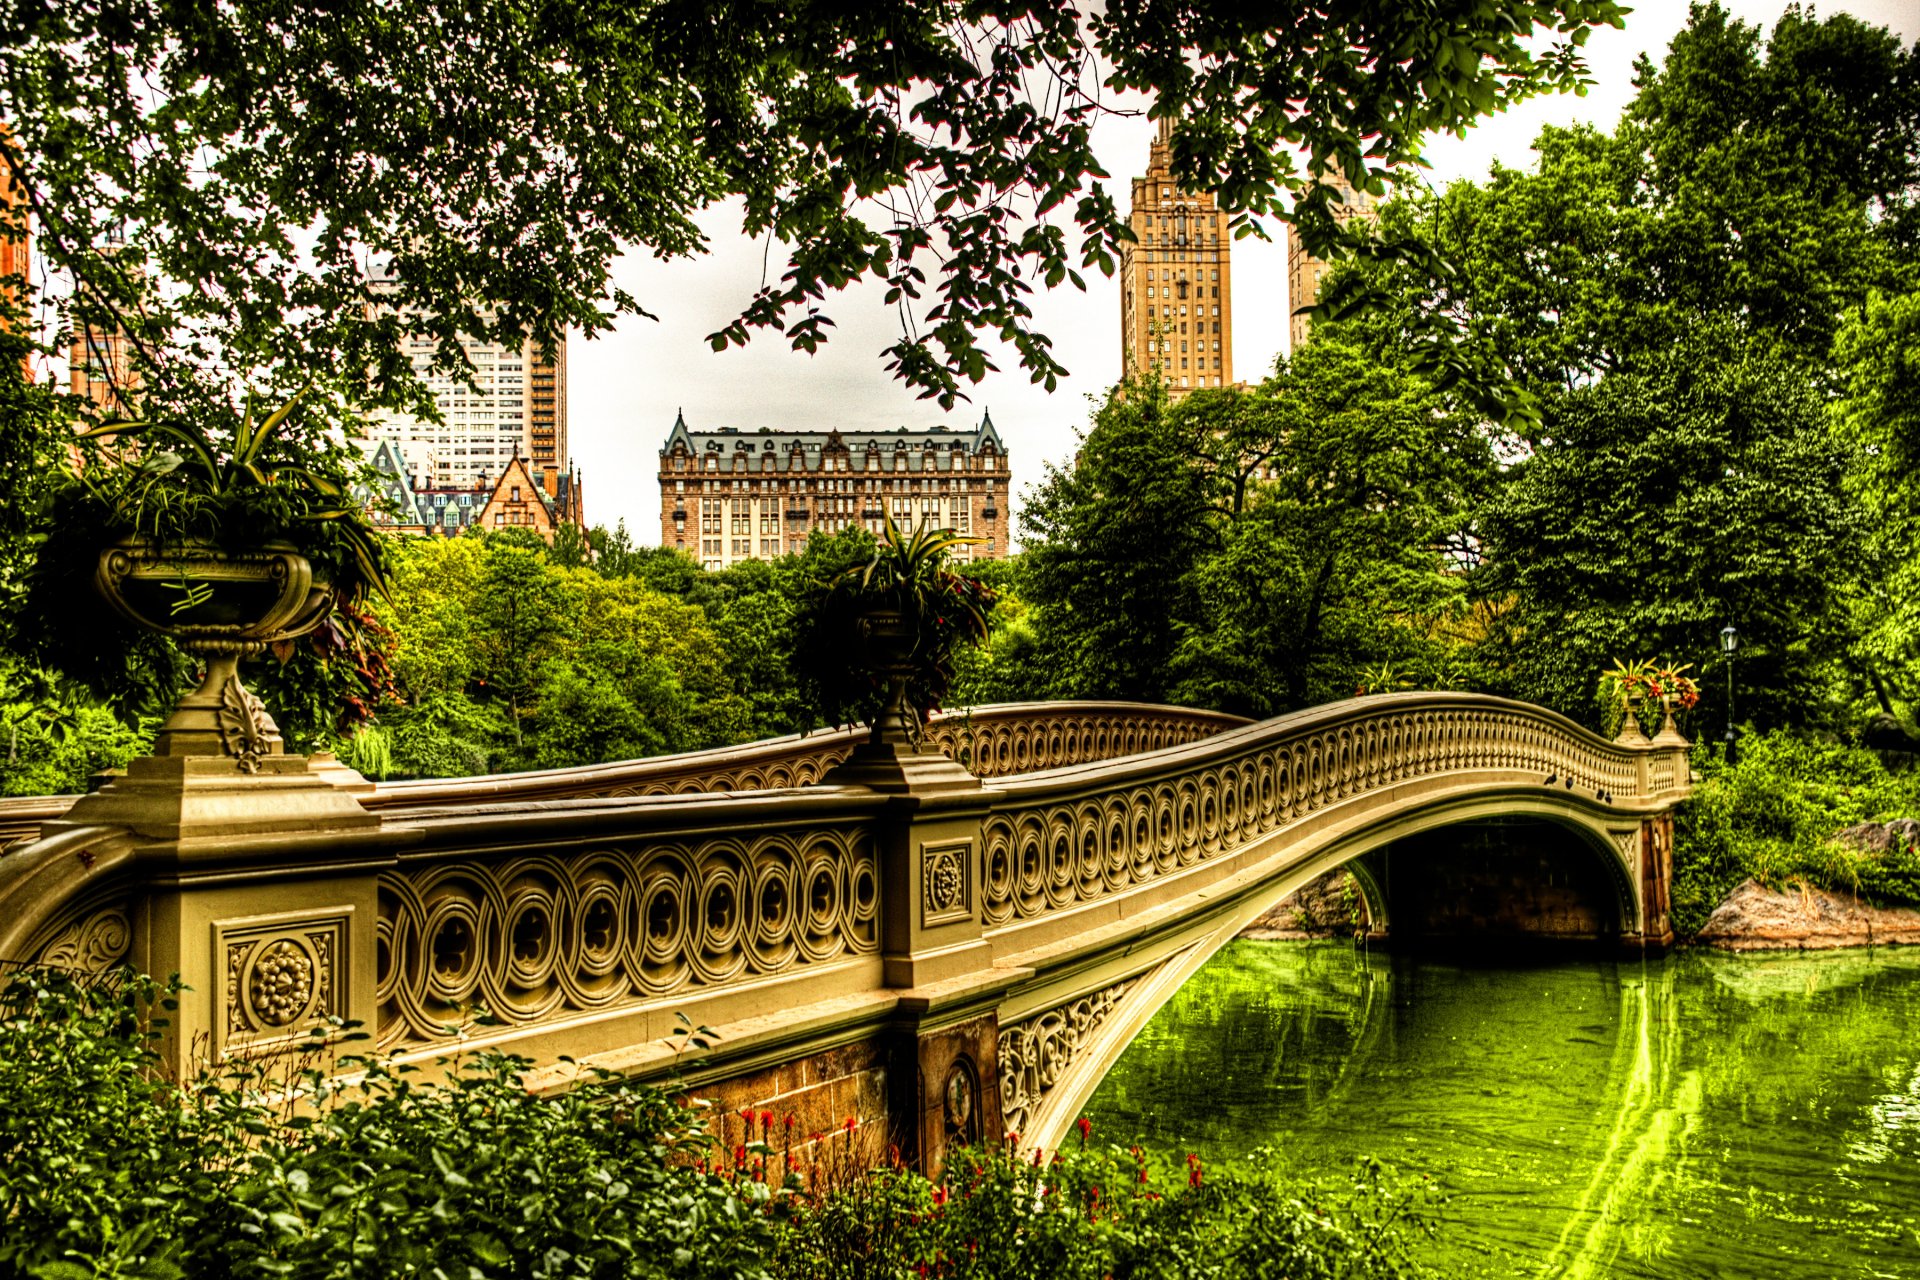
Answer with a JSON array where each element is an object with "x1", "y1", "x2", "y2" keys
[
  {"x1": 1599, "y1": 657, "x2": 1699, "y2": 742},
  {"x1": 28, "y1": 383, "x2": 390, "y2": 770},
  {"x1": 792, "y1": 518, "x2": 995, "y2": 745}
]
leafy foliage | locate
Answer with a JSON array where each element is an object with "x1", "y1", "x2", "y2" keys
[
  {"x1": 1021, "y1": 351, "x2": 1485, "y2": 717},
  {"x1": 0, "y1": 968, "x2": 1441, "y2": 1280},
  {"x1": 790, "y1": 518, "x2": 996, "y2": 730},
  {"x1": 772, "y1": 1135, "x2": 1440, "y2": 1280},
  {"x1": 0, "y1": 968, "x2": 776, "y2": 1280},
  {"x1": 0, "y1": 0, "x2": 1629, "y2": 427},
  {"x1": 1479, "y1": 336, "x2": 1864, "y2": 730},
  {"x1": 1673, "y1": 732, "x2": 1920, "y2": 934}
]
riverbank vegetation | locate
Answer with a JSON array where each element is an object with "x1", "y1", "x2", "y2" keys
[
  {"x1": 0, "y1": 967, "x2": 1439, "y2": 1280},
  {"x1": 1672, "y1": 732, "x2": 1920, "y2": 935}
]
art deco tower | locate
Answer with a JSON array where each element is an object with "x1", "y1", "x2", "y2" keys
[
  {"x1": 1119, "y1": 120, "x2": 1233, "y2": 394},
  {"x1": 1286, "y1": 174, "x2": 1376, "y2": 352}
]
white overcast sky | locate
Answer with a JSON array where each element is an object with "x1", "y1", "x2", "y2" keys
[{"x1": 570, "y1": 1, "x2": 1917, "y2": 543}]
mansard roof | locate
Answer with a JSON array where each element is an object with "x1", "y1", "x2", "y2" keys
[{"x1": 660, "y1": 410, "x2": 1005, "y2": 471}]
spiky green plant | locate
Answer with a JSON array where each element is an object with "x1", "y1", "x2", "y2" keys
[{"x1": 793, "y1": 517, "x2": 997, "y2": 731}]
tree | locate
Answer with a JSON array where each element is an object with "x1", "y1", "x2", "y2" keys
[
  {"x1": 1834, "y1": 289, "x2": 1920, "y2": 725},
  {"x1": 1326, "y1": 4, "x2": 1918, "y2": 423},
  {"x1": 1022, "y1": 381, "x2": 1215, "y2": 703},
  {"x1": 1481, "y1": 334, "x2": 1865, "y2": 730},
  {"x1": 1022, "y1": 354, "x2": 1484, "y2": 715},
  {"x1": 1168, "y1": 342, "x2": 1488, "y2": 715},
  {"x1": 472, "y1": 547, "x2": 576, "y2": 747}
]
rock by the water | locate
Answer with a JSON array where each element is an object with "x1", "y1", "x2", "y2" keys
[
  {"x1": 1832, "y1": 818, "x2": 1920, "y2": 854},
  {"x1": 1241, "y1": 868, "x2": 1369, "y2": 940},
  {"x1": 1694, "y1": 878, "x2": 1920, "y2": 951}
]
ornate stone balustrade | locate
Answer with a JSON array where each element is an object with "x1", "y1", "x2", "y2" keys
[
  {"x1": 0, "y1": 691, "x2": 1688, "y2": 1173},
  {"x1": 372, "y1": 794, "x2": 887, "y2": 1055},
  {"x1": 0, "y1": 702, "x2": 1245, "y2": 845},
  {"x1": 978, "y1": 696, "x2": 1659, "y2": 932}
]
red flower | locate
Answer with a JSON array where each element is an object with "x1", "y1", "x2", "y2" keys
[
  {"x1": 1076, "y1": 1116, "x2": 1092, "y2": 1143},
  {"x1": 844, "y1": 1116, "x2": 858, "y2": 1133},
  {"x1": 933, "y1": 1186, "x2": 948, "y2": 1206}
]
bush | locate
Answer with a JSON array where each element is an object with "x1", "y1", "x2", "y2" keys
[
  {"x1": 1672, "y1": 730, "x2": 1920, "y2": 933},
  {"x1": 0, "y1": 968, "x2": 774, "y2": 1280},
  {"x1": 1, "y1": 969, "x2": 1440, "y2": 1280},
  {"x1": 771, "y1": 1133, "x2": 1439, "y2": 1280}
]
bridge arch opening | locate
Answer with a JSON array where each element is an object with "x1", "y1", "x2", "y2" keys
[{"x1": 1355, "y1": 815, "x2": 1637, "y2": 952}]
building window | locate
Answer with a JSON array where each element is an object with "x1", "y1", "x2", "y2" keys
[{"x1": 494, "y1": 513, "x2": 505, "y2": 525}]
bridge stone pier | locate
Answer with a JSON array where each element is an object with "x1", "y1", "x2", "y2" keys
[{"x1": 0, "y1": 693, "x2": 1689, "y2": 1173}]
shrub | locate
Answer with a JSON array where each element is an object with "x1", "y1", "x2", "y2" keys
[
  {"x1": 770, "y1": 1134, "x2": 1439, "y2": 1280},
  {"x1": 0, "y1": 968, "x2": 774, "y2": 1280},
  {"x1": 1, "y1": 968, "x2": 1438, "y2": 1280},
  {"x1": 1672, "y1": 730, "x2": 1920, "y2": 933}
]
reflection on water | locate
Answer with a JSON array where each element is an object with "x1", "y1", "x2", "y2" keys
[{"x1": 1083, "y1": 940, "x2": 1920, "y2": 1279}]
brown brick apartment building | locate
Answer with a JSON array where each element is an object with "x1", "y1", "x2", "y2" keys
[{"x1": 658, "y1": 412, "x2": 1011, "y2": 569}]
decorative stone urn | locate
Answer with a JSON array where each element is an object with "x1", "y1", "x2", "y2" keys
[
  {"x1": 96, "y1": 539, "x2": 332, "y2": 770},
  {"x1": 48, "y1": 538, "x2": 378, "y2": 842},
  {"x1": 858, "y1": 607, "x2": 921, "y2": 748},
  {"x1": 824, "y1": 604, "x2": 978, "y2": 795}
]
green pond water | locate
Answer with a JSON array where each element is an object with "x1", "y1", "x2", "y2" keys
[{"x1": 1083, "y1": 940, "x2": 1920, "y2": 1279}]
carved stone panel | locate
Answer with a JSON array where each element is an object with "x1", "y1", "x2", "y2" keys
[
  {"x1": 920, "y1": 838, "x2": 974, "y2": 927},
  {"x1": 997, "y1": 978, "x2": 1138, "y2": 1139},
  {"x1": 215, "y1": 909, "x2": 350, "y2": 1054},
  {"x1": 28, "y1": 899, "x2": 133, "y2": 975}
]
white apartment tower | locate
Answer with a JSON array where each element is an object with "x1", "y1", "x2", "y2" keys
[{"x1": 369, "y1": 277, "x2": 569, "y2": 489}]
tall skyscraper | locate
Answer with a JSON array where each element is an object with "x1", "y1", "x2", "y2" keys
[
  {"x1": 527, "y1": 341, "x2": 567, "y2": 476},
  {"x1": 369, "y1": 297, "x2": 570, "y2": 492},
  {"x1": 1119, "y1": 120, "x2": 1233, "y2": 394},
  {"x1": 1286, "y1": 174, "x2": 1377, "y2": 353}
]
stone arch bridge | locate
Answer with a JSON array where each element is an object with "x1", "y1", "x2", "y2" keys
[{"x1": 0, "y1": 693, "x2": 1688, "y2": 1172}]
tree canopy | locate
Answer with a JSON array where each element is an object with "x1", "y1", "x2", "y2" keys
[{"x1": 1, "y1": 0, "x2": 1629, "y2": 423}]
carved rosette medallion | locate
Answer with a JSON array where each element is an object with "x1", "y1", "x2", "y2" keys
[
  {"x1": 216, "y1": 911, "x2": 350, "y2": 1053},
  {"x1": 248, "y1": 940, "x2": 314, "y2": 1025},
  {"x1": 997, "y1": 978, "x2": 1138, "y2": 1137},
  {"x1": 920, "y1": 839, "x2": 973, "y2": 926}
]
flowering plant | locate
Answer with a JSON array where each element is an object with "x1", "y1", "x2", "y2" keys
[
  {"x1": 1599, "y1": 657, "x2": 1700, "y2": 738},
  {"x1": 1601, "y1": 658, "x2": 1699, "y2": 711}
]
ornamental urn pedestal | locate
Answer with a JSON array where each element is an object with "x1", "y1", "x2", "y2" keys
[
  {"x1": 823, "y1": 607, "x2": 979, "y2": 796},
  {"x1": 47, "y1": 539, "x2": 380, "y2": 840}
]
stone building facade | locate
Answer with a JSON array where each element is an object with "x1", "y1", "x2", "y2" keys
[
  {"x1": 364, "y1": 438, "x2": 583, "y2": 543},
  {"x1": 1119, "y1": 120, "x2": 1234, "y2": 395},
  {"x1": 657, "y1": 412, "x2": 1010, "y2": 570},
  {"x1": 1286, "y1": 174, "x2": 1377, "y2": 353}
]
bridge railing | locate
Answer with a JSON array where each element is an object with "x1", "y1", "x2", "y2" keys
[
  {"x1": 978, "y1": 693, "x2": 1661, "y2": 938},
  {"x1": 0, "y1": 701, "x2": 1245, "y2": 846},
  {"x1": 0, "y1": 692, "x2": 1687, "y2": 1165}
]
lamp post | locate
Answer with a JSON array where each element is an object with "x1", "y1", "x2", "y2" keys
[{"x1": 1719, "y1": 624, "x2": 1738, "y2": 764}]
